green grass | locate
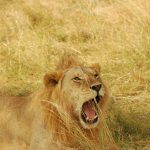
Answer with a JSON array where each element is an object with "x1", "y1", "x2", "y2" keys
[{"x1": 0, "y1": 0, "x2": 150, "y2": 149}]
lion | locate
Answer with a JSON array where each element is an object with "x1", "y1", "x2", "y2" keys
[{"x1": 0, "y1": 54, "x2": 115, "y2": 150}]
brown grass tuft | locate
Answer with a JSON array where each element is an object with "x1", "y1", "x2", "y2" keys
[{"x1": 0, "y1": 0, "x2": 150, "y2": 149}]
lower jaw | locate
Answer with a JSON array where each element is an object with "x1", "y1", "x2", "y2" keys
[
  {"x1": 81, "y1": 114, "x2": 99, "y2": 124},
  {"x1": 80, "y1": 118, "x2": 99, "y2": 129}
]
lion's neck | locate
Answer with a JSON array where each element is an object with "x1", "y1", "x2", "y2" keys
[
  {"x1": 38, "y1": 90, "x2": 101, "y2": 148},
  {"x1": 43, "y1": 106, "x2": 100, "y2": 148}
]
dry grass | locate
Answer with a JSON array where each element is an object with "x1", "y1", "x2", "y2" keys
[{"x1": 0, "y1": 0, "x2": 150, "y2": 149}]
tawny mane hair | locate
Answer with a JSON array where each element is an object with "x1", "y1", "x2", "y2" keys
[
  {"x1": 40, "y1": 53, "x2": 114, "y2": 149},
  {"x1": 0, "y1": 53, "x2": 117, "y2": 150}
]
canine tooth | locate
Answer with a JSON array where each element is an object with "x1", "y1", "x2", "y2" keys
[
  {"x1": 94, "y1": 115, "x2": 98, "y2": 119},
  {"x1": 86, "y1": 116, "x2": 89, "y2": 120}
]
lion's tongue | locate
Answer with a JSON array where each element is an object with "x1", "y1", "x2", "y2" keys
[{"x1": 82, "y1": 102, "x2": 96, "y2": 120}]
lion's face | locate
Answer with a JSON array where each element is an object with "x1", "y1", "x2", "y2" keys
[{"x1": 44, "y1": 64, "x2": 106, "y2": 129}]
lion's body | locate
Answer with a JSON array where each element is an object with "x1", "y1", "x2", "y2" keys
[
  {"x1": 0, "y1": 93, "x2": 65, "y2": 149},
  {"x1": 0, "y1": 54, "x2": 113, "y2": 150},
  {"x1": 0, "y1": 96, "x2": 31, "y2": 148},
  {"x1": 0, "y1": 95, "x2": 36, "y2": 147}
]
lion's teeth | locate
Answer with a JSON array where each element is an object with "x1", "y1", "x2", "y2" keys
[
  {"x1": 94, "y1": 115, "x2": 98, "y2": 119},
  {"x1": 86, "y1": 116, "x2": 89, "y2": 120},
  {"x1": 85, "y1": 115, "x2": 97, "y2": 121}
]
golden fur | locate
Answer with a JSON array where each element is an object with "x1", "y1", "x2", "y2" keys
[{"x1": 0, "y1": 54, "x2": 114, "y2": 150}]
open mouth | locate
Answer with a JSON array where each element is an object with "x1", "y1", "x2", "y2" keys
[{"x1": 81, "y1": 95, "x2": 100, "y2": 125}]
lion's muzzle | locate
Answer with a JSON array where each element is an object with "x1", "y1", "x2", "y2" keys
[{"x1": 80, "y1": 94, "x2": 101, "y2": 128}]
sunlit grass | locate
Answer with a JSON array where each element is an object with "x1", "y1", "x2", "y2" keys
[{"x1": 0, "y1": 0, "x2": 150, "y2": 149}]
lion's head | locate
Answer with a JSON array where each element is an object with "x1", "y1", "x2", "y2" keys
[{"x1": 43, "y1": 54, "x2": 108, "y2": 130}]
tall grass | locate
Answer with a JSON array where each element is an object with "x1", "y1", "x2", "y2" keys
[{"x1": 0, "y1": 0, "x2": 150, "y2": 149}]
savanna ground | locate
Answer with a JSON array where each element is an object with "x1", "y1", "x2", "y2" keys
[{"x1": 0, "y1": 0, "x2": 150, "y2": 149}]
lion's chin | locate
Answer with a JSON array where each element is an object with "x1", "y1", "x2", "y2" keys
[{"x1": 80, "y1": 98, "x2": 100, "y2": 129}]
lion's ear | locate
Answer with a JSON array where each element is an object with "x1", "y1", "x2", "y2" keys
[
  {"x1": 90, "y1": 63, "x2": 101, "y2": 73},
  {"x1": 44, "y1": 72, "x2": 62, "y2": 88}
]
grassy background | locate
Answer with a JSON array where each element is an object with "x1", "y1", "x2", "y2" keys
[{"x1": 0, "y1": 0, "x2": 150, "y2": 149}]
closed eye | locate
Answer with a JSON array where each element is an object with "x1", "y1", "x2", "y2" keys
[{"x1": 72, "y1": 77, "x2": 82, "y2": 81}]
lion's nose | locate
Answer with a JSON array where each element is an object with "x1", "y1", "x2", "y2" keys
[{"x1": 91, "y1": 84, "x2": 102, "y2": 93}]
